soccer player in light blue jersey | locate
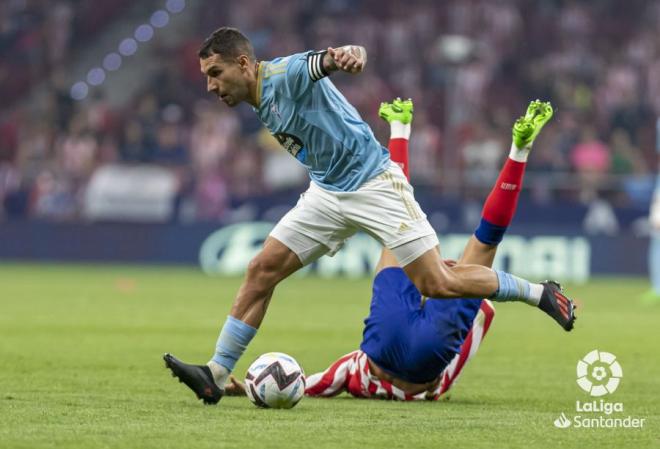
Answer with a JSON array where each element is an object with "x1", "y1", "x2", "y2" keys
[{"x1": 164, "y1": 27, "x2": 576, "y2": 405}]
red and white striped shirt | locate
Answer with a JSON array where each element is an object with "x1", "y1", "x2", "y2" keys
[{"x1": 305, "y1": 300, "x2": 495, "y2": 401}]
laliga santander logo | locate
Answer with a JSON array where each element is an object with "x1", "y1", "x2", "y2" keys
[
  {"x1": 576, "y1": 350, "x2": 623, "y2": 397},
  {"x1": 554, "y1": 350, "x2": 644, "y2": 429}
]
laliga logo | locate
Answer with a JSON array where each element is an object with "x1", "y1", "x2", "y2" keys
[
  {"x1": 576, "y1": 350, "x2": 623, "y2": 397},
  {"x1": 554, "y1": 350, "x2": 644, "y2": 429}
]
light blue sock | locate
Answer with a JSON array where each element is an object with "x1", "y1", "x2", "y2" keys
[
  {"x1": 211, "y1": 316, "x2": 257, "y2": 371},
  {"x1": 491, "y1": 269, "x2": 532, "y2": 302}
]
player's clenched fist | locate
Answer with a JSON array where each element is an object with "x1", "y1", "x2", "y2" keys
[{"x1": 326, "y1": 45, "x2": 367, "y2": 73}]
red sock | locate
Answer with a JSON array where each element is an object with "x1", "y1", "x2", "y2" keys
[
  {"x1": 481, "y1": 158, "x2": 526, "y2": 227},
  {"x1": 475, "y1": 157, "x2": 527, "y2": 245},
  {"x1": 389, "y1": 138, "x2": 409, "y2": 180}
]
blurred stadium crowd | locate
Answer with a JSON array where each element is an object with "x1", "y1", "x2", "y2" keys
[{"x1": 0, "y1": 0, "x2": 657, "y2": 223}]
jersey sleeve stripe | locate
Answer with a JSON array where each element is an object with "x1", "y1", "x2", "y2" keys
[
  {"x1": 304, "y1": 351, "x2": 358, "y2": 396},
  {"x1": 436, "y1": 301, "x2": 496, "y2": 397}
]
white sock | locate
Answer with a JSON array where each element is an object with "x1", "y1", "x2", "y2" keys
[
  {"x1": 207, "y1": 361, "x2": 230, "y2": 390},
  {"x1": 508, "y1": 142, "x2": 531, "y2": 163},
  {"x1": 390, "y1": 121, "x2": 411, "y2": 139},
  {"x1": 526, "y1": 283, "x2": 544, "y2": 307}
]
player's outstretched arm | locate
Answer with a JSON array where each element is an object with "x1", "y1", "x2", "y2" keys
[{"x1": 323, "y1": 46, "x2": 367, "y2": 74}]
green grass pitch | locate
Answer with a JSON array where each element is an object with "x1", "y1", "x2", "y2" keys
[{"x1": 0, "y1": 264, "x2": 658, "y2": 448}]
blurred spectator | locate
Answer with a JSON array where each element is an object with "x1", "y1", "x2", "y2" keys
[
  {"x1": 31, "y1": 169, "x2": 77, "y2": 220},
  {"x1": 570, "y1": 126, "x2": 610, "y2": 201},
  {"x1": 119, "y1": 120, "x2": 148, "y2": 162},
  {"x1": 195, "y1": 171, "x2": 229, "y2": 222},
  {"x1": 152, "y1": 122, "x2": 188, "y2": 166},
  {"x1": 609, "y1": 128, "x2": 645, "y2": 176},
  {"x1": 609, "y1": 128, "x2": 653, "y2": 205},
  {"x1": 461, "y1": 120, "x2": 504, "y2": 185},
  {"x1": 230, "y1": 140, "x2": 264, "y2": 200},
  {"x1": 56, "y1": 113, "x2": 98, "y2": 181},
  {"x1": 189, "y1": 101, "x2": 239, "y2": 173},
  {"x1": 0, "y1": 162, "x2": 21, "y2": 219},
  {"x1": 409, "y1": 111, "x2": 443, "y2": 184}
]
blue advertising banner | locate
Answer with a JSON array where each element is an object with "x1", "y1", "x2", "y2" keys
[{"x1": 0, "y1": 221, "x2": 648, "y2": 281}]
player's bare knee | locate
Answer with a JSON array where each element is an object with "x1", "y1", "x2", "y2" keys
[
  {"x1": 417, "y1": 273, "x2": 460, "y2": 298},
  {"x1": 416, "y1": 275, "x2": 443, "y2": 298},
  {"x1": 245, "y1": 254, "x2": 285, "y2": 291}
]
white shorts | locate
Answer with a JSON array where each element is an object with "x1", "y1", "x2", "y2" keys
[{"x1": 270, "y1": 162, "x2": 439, "y2": 266}]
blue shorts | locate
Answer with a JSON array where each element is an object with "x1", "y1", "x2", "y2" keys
[{"x1": 360, "y1": 267, "x2": 482, "y2": 384}]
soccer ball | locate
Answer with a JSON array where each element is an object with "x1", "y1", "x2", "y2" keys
[{"x1": 244, "y1": 352, "x2": 305, "y2": 409}]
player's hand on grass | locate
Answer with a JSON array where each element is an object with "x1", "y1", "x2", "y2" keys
[
  {"x1": 424, "y1": 376, "x2": 443, "y2": 400},
  {"x1": 326, "y1": 46, "x2": 366, "y2": 73},
  {"x1": 223, "y1": 375, "x2": 247, "y2": 396}
]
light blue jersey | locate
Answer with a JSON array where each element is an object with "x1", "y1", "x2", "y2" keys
[{"x1": 253, "y1": 51, "x2": 390, "y2": 192}]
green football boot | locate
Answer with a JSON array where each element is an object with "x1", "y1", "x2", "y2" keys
[
  {"x1": 512, "y1": 99, "x2": 553, "y2": 149},
  {"x1": 379, "y1": 97, "x2": 414, "y2": 125}
]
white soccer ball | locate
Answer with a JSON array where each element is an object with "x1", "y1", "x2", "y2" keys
[{"x1": 244, "y1": 352, "x2": 305, "y2": 409}]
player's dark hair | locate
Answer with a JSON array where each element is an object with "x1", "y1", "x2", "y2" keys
[{"x1": 198, "y1": 27, "x2": 255, "y2": 61}]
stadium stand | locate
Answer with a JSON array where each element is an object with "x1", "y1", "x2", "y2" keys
[{"x1": 0, "y1": 0, "x2": 656, "y2": 223}]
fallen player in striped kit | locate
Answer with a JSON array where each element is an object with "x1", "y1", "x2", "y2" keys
[{"x1": 225, "y1": 98, "x2": 564, "y2": 400}]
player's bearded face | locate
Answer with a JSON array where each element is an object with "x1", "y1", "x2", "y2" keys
[{"x1": 201, "y1": 54, "x2": 250, "y2": 107}]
